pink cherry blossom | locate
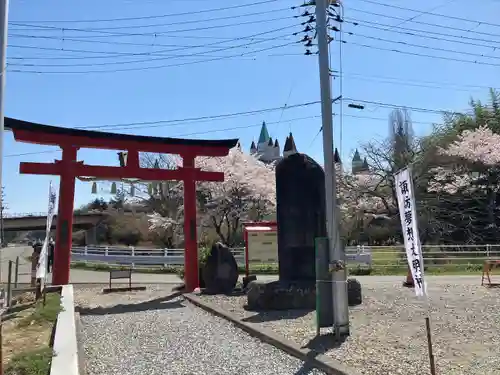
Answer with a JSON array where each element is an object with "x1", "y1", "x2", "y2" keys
[
  {"x1": 148, "y1": 147, "x2": 276, "y2": 244},
  {"x1": 441, "y1": 126, "x2": 500, "y2": 165}
]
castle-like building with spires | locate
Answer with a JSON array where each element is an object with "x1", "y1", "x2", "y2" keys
[
  {"x1": 249, "y1": 122, "x2": 298, "y2": 163},
  {"x1": 249, "y1": 121, "x2": 370, "y2": 175},
  {"x1": 351, "y1": 149, "x2": 370, "y2": 175}
]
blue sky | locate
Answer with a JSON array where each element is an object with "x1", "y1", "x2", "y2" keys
[{"x1": 3, "y1": 0, "x2": 500, "y2": 213}]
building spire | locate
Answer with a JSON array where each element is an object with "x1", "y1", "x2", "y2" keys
[
  {"x1": 362, "y1": 157, "x2": 369, "y2": 170},
  {"x1": 258, "y1": 121, "x2": 270, "y2": 144},
  {"x1": 352, "y1": 148, "x2": 361, "y2": 162},
  {"x1": 288, "y1": 132, "x2": 297, "y2": 152},
  {"x1": 283, "y1": 132, "x2": 298, "y2": 157},
  {"x1": 334, "y1": 148, "x2": 341, "y2": 164}
]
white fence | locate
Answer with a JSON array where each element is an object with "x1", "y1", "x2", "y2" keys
[
  {"x1": 71, "y1": 244, "x2": 500, "y2": 269},
  {"x1": 71, "y1": 245, "x2": 373, "y2": 268}
]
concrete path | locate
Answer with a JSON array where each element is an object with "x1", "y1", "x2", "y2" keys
[
  {"x1": 0, "y1": 245, "x2": 183, "y2": 285},
  {"x1": 0, "y1": 245, "x2": 33, "y2": 284}
]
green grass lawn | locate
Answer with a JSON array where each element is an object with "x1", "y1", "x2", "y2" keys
[
  {"x1": 4, "y1": 292, "x2": 61, "y2": 375},
  {"x1": 71, "y1": 258, "x2": 485, "y2": 276}
]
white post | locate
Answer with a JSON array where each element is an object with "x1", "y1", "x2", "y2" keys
[
  {"x1": 0, "y1": 0, "x2": 10, "y2": 294},
  {"x1": 131, "y1": 246, "x2": 135, "y2": 269},
  {"x1": 105, "y1": 246, "x2": 109, "y2": 256},
  {"x1": 164, "y1": 248, "x2": 168, "y2": 268},
  {"x1": 315, "y1": 0, "x2": 349, "y2": 337}
]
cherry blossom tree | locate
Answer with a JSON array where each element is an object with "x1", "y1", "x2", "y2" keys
[
  {"x1": 427, "y1": 126, "x2": 500, "y2": 243},
  {"x1": 148, "y1": 147, "x2": 276, "y2": 246},
  {"x1": 429, "y1": 127, "x2": 500, "y2": 193}
]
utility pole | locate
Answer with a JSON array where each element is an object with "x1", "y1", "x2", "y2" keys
[
  {"x1": 0, "y1": 196, "x2": 4, "y2": 247},
  {"x1": 0, "y1": 1, "x2": 9, "y2": 304},
  {"x1": 314, "y1": 0, "x2": 349, "y2": 337},
  {"x1": 0, "y1": 0, "x2": 8, "y2": 219}
]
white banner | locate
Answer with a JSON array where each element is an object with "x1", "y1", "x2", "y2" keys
[
  {"x1": 394, "y1": 167, "x2": 426, "y2": 297},
  {"x1": 36, "y1": 182, "x2": 57, "y2": 280}
]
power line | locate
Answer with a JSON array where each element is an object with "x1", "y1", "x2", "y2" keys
[
  {"x1": 348, "y1": 7, "x2": 500, "y2": 40},
  {"x1": 345, "y1": 18, "x2": 500, "y2": 50},
  {"x1": 9, "y1": 42, "x2": 498, "y2": 93},
  {"x1": 346, "y1": 16, "x2": 500, "y2": 47},
  {"x1": 12, "y1": 34, "x2": 500, "y2": 73},
  {"x1": 376, "y1": 0, "x2": 459, "y2": 31},
  {"x1": 8, "y1": 44, "x2": 243, "y2": 60},
  {"x1": 343, "y1": 98, "x2": 464, "y2": 115},
  {"x1": 343, "y1": 29, "x2": 500, "y2": 62},
  {"x1": 11, "y1": 7, "x2": 292, "y2": 32},
  {"x1": 8, "y1": 41, "x2": 299, "y2": 73},
  {"x1": 10, "y1": 14, "x2": 298, "y2": 39},
  {"x1": 10, "y1": 0, "x2": 283, "y2": 24},
  {"x1": 337, "y1": 38, "x2": 500, "y2": 69},
  {"x1": 353, "y1": 0, "x2": 500, "y2": 29},
  {"x1": 5, "y1": 97, "x2": 473, "y2": 159},
  {"x1": 8, "y1": 49, "x2": 300, "y2": 62},
  {"x1": 337, "y1": 71, "x2": 498, "y2": 93},
  {"x1": 68, "y1": 99, "x2": 323, "y2": 130},
  {"x1": 2, "y1": 110, "x2": 440, "y2": 159},
  {"x1": 9, "y1": 34, "x2": 297, "y2": 68},
  {"x1": 9, "y1": 24, "x2": 297, "y2": 54},
  {"x1": 4, "y1": 114, "x2": 323, "y2": 158}
]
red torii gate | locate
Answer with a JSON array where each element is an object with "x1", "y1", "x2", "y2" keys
[{"x1": 6, "y1": 118, "x2": 238, "y2": 291}]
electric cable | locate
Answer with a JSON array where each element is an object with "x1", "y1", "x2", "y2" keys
[
  {"x1": 9, "y1": 34, "x2": 297, "y2": 68},
  {"x1": 345, "y1": 18, "x2": 500, "y2": 50},
  {"x1": 337, "y1": 38, "x2": 500, "y2": 69},
  {"x1": 348, "y1": 7, "x2": 500, "y2": 40},
  {"x1": 10, "y1": 7, "x2": 293, "y2": 32},
  {"x1": 8, "y1": 24, "x2": 298, "y2": 57},
  {"x1": 8, "y1": 41, "x2": 299, "y2": 73},
  {"x1": 10, "y1": 0, "x2": 283, "y2": 24},
  {"x1": 353, "y1": 0, "x2": 500, "y2": 29},
  {"x1": 342, "y1": 29, "x2": 500, "y2": 62},
  {"x1": 10, "y1": 14, "x2": 298, "y2": 39}
]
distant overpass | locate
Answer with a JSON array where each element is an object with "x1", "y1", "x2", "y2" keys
[{"x1": 3, "y1": 212, "x2": 106, "y2": 231}]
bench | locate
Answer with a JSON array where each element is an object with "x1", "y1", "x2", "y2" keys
[
  {"x1": 109, "y1": 269, "x2": 132, "y2": 290},
  {"x1": 481, "y1": 260, "x2": 500, "y2": 287}
]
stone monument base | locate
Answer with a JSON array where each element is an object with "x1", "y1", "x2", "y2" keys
[{"x1": 246, "y1": 278, "x2": 362, "y2": 311}]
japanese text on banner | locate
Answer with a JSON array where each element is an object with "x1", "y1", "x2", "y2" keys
[{"x1": 394, "y1": 168, "x2": 426, "y2": 297}]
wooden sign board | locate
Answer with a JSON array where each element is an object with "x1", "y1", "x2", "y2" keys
[
  {"x1": 247, "y1": 228, "x2": 278, "y2": 263},
  {"x1": 109, "y1": 269, "x2": 132, "y2": 280}
]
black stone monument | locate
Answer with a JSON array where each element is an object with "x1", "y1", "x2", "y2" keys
[
  {"x1": 247, "y1": 153, "x2": 328, "y2": 310},
  {"x1": 276, "y1": 153, "x2": 327, "y2": 283}
]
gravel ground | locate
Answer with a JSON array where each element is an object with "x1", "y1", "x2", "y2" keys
[
  {"x1": 75, "y1": 286, "x2": 329, "y2": 375},
  {"x1": 199, "y1": 280, "x2": 500, "y2": 375}
]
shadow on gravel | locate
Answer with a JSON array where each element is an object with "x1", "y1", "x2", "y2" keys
[
  {"x1": 483, "y1": 283, "x2": 500, "y2": 288},
  {"x1": 294, "y1": 334, "x2": 347, "y2": 375},
  {"x1": 77, "y1": 294, "x2": 184, "y2": 316},
  {"x1": 293, "y1": 352, "x2": 325, "y2": 375},
  {"x1": 303, "y1": 333, "x2": 347, "y2": 352},
  {"x1": 241, "y1": 309, "x2": 311, "y2": 323}
]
